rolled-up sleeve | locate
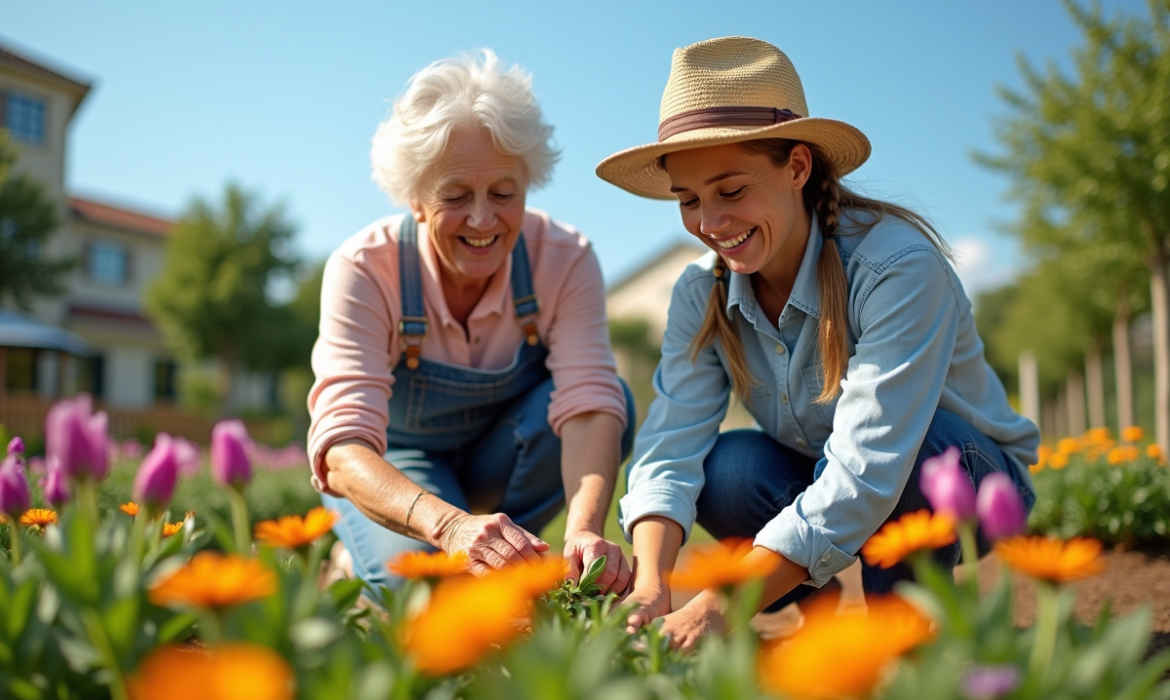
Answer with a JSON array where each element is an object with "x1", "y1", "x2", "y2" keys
[
  {"x1": 306, "y1": 249, "x2": 397, "y2": 494},
  {"x1": 544, "y1": 245, "x2": 629, "y2": 434},
  {"x1": 619, "y1": 269, "x2": 732, "y2": 542},
  {"x1": 755, "y1": 249, "x2": 960, "y2": 585}
]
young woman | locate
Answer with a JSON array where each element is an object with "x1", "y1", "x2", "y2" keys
[{"x1": 596, "y1": 36, "x2": 1039, "y2": 648}]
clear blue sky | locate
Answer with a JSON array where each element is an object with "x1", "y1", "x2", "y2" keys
[{"x1": 1, "y1": 0, "x2": 1149, "y2": 294}]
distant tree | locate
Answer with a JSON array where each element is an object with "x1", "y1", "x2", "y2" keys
[
  {"x1": 609, "y1": 318, "x2": 662, "y2": 429},
  {"x1": 978, "y1": 0, "x2": 1170, "y2": 450},
  {"x1": 0, "y1": 130, "x2": 72, "y2": 310},
  {"x1": 146, "y1": 183, "x2": 299, "y2": 411}
]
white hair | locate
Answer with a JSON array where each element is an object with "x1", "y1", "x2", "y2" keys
[{"x1": 371, "y1": 50, "x2": 559, "y2": 205}]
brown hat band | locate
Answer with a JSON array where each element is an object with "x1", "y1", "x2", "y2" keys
[{"x1": 657, "y1": 106, "x2": 803, "y2": 142}]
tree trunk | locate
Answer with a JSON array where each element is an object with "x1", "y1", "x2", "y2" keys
[
  {"x1": 1041, "y1": 397, "x2": 1057, "y2": 441},
  {"x1": 1151, "y1": 249, "x2": 1170, "y2": 459},
  {"x1": 1085, "y1": 340, "x2": 1106, "y2": 429},
  {"x1": 1055, "y1": 388, "x2": 1069, "y2": 439},
  {"x1": 1066, "y1": 371, "x2": 1086, "y2": 437},
  {"x1": 1019, "y1": 350, "x2": 1040, "y2": 427},
  {"x1": 1113, "y1": 297, "x2": 1134, "y2": 432}
]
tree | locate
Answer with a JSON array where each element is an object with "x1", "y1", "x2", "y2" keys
[
  {"x1": 0, "y1": 130, "x2": 72, "y2": 310},
  {"x1": 979, "y1": 0, "x2": 1170, "y2": 451},
  {"x1": 146, "y1": 183, "x2": 299, "y2": 411}
]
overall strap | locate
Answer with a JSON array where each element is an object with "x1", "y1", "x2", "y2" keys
[
  {"x1": 509, "y1": 233, "x2": 541, "y2": 346},
  {"x1": 397, "y1": 216, "x2": 427, "y2": 369}
]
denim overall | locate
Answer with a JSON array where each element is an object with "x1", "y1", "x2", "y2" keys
[{"x1": 323, "y1": 216, "x2": 634, "y2": 589}]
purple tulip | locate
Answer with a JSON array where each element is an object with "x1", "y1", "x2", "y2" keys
[
  {"x1": 45, "y1": 395, "x2": 109, "y2": 482},
  {"x1": 211, "y1": 420, "x2": 252, "y2": 488},
  {"x1": 960, "y1": 664, "x2": 1021, "y2": 699},
  {"x1": 0, "y1": 456, "x2": 31, "y2": 519},
  {"x1": 132, "y1": 433, "x2": 179, "y2": 509},
  {"x1": 976, "y1": 472, "x2": 1027, "y2": 541},
  {"x1": 6, "y1": 437, "x2": 24, "y2": 456},
  {"x1": 42, "y1": 461, "x2": 70, "y2": 509},
  {"x1": 173, "y1": 437, "x2": 201, "y2": 476},
  {"x1": 921, "y1": 446, "x2": 976, "y2": 521}
]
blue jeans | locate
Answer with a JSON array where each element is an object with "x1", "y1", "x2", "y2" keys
[
  {"x1": 324, "y1": 377, "x2": 636, "y2": 590},
  {"x1": 695, "y1": 408, "x2": 1035, "y2": 611}
]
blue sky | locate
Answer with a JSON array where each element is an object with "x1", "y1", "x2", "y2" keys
[{"x1": 1, "y1": 0, "x2": 1149, "y2": 294}]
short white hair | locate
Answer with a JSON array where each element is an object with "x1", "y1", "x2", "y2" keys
[{"x1": 371, "y1": 50, "x2": 559, "y2": 205}]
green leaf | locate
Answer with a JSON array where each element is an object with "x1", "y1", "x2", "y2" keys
[
  {"x1": 327, "y1": 578, "x2": 367, "y2": 613},
  {"x1": 157, "y1": 611, "x2": 198, "y2": 644},
  {"x1": 580, "y1": 555, "x2": 607, "y2": 589}
]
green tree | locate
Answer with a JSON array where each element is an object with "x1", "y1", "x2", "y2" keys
[
  {"x1": 0, "y1": 130, "x2": 72, "y2": 310},
  {"x1": 146, "y1": 183, "x2": 299, "y2": 411},
  {"x1": 979, "y1": 0, "x2": 1170, "y2": 450}
]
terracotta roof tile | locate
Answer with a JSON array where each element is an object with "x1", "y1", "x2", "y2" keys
[{"x1": 68, "y1": 196, "x2": 173, "y2": 237}]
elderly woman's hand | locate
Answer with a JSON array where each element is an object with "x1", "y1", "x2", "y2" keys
[
  {"x1": 564, "y1": 530, "x2": 632, "y2": 595},
  {"x1": 438, "y1": 512, "x2": 550, "y2": 576}
]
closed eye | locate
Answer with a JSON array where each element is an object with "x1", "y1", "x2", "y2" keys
[{"x1": 720, "y1": 186, "x2": 746, "y2": 199}]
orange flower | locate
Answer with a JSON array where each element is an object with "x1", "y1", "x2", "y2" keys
[
  {"x1": 995, "y1": 535, "x2": 1105, "y2": 584},
  {"x1": 1148, "y1": 444, "x2": 1164, "y2": 463},
  {"x1": 1056, "y1": 437, "x2": 1081, "y2": 455},
  {"x1": 404, "y1": 572, "x2": 529, "y2": 675},
  {"x1": 127, "y1": 643, "x2": 293, "y2": 700},
  {"x1": 387, "y1": 550, "x2": 470, "y2": 580},
  {"x1": 148, "y1": 552, "x2": 276, "y2": 610},
  {"x1": 254, "y1": 507, "x2": 338, "y2": 549},
  {"x1": 1121, "y1": 426, "x2": 1144, "y2": 443},
  {"x1": 667, "y1": 538, "x2": 779, "y2": 591},
  {"x1": 121, "y1": 502, "x2": 140, "y2": 516},
  {"x1": 1084, "y1": 427, "x2": 1111, "y2": 446},
  {"x1": 20, "y1": 508, "x2": 58, "y2": 527},
  {"x1": 862, "y1": 510, "x2": 957, "y2": 569},
  {"x1": 1049, "y1": 453, "x2": 1070, "y2": 470},
  {"x1": 500, "y1": 555, "x2": 569, "y2": 597},
  {"x1": 1107, "y1": 445, "x2": 1140, "y2": 465},
  {"x1": 759, "y1": 594, "x2": 933, "y2": 700},
  {"x1": 162, "y1": 522, "x2": 185, "y2": 538}
]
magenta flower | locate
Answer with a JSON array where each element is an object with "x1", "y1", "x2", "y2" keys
[
  {"x1": 0, "y1": 456, "x2": 31, "y2": 519},
  {"x1": 173, "y1": 437, "x2": 201, "y2": 476},
  {"x1": 42, "y1": 461, "x2": 70, "y2": 509},
  {"x1": 921, "y1": 446, "x2": 975, "y2": 521},
  {"x1": 976, "y1": 472, "x2": 1027, "y2": 541},
  {"x1": 6, "y1": 437, "x2": 24, "y2": 456},
  {"x1": 45, "y1": 395, "x2": 109, "y2": 482},
  {"x1": 960, "y1": 664, "x2": 1020, "y2": 699},
  {"x1": 132, "y1": 433, "x2": 179, "y2": 509},
  {"x1": 211, "y1": 420, "x2": 252, "y2": 488}
]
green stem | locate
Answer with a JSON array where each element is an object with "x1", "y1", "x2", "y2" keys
[
  {"x1": 959, "y1": 522, "x2": 980, "y2": 599},
  {"x1": 1029, "y1": 581, "x2": 1059, "y2": 680},
  {"x1": 228, "y1": 486, "x2": 251, "y2": 555},
  {"x1": 200, "y1": 610, "x2": 224, "y2": 645},
  {"x1": 76, "y1": 478, "x2": 100, "y2": 528},
  {"x1": 81, "y1": 608, "x2": 130, "y2": 700},
  {"x1": 6, "y1": 521, "x2": 21, "y2": 566}
]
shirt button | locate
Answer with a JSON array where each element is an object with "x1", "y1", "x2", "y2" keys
[
  {"x1": 820, "y1": 553, "x2": 831, "y2": 563},
  {"x1": 781, "y1": 393, "x2": 789, "y2": 405},
  {"x1": 775, "y1": 344, "x2": 786, "y2": 355},
  {"x1": 796, "y1": 437, "x2": 807, "y2": 446}
]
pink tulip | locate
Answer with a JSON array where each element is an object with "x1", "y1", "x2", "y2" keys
[
  {"x1": 211, "y1": 420, "x2": 252, "y2": 488},
  {"x1": 43, "y1": 460, "x2": 70, "y2": 508},
  {"x1": 976, "y1": 472, "x2": 1027, "y2": 541},
  {"x1": 0, "y1": 456, "x2": 31, "y2": 519},
  {"x1": 132, "y1": 434, "x2": 179, "y2": 509},
  {"x1": 173, "y1": 437, "x2": 201, "y2": 476},
  {"x1": 6, "y1": 437, "x2": 23, "y2": 456},
  {"x1": 920, "y1": 446, "x2": 976, "y2": 521},
  {"x1": 45, "y1": 395, "x2": 109, "y2": 482}
]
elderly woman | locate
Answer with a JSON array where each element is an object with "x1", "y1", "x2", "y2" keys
[{"x1": 308, "y1": 50, "x2": 634, "y2": 593}]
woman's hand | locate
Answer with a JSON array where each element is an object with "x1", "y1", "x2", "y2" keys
[
  {"x1": 563, "y1": 530, "x2": 632, "y2": 595},
  {"x1": 437, "y1": 512, "x2": 549, "y2": 576},
  {"x1": 622, "y1": 582, "x2": 673, "y2": 634},
  {"x1": 658, "y1": 589, "x2": 726, "y2": 651}
]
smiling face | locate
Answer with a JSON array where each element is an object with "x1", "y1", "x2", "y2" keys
[
  {"x1": 663, "y1": 142, "x2": 813, "y2": 283},
  {"x1": 410, "y1": 129, "x2": 528, "y2": 297}
]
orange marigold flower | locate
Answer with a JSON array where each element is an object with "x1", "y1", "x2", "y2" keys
[
  {"x1": 1107, "y1": 445, "x2": 1140, "y2": 465},
  {"x1": 148, "y1": 552, "x2": 276, "y2": 610},
  {"x1": 862, "y1": 510, "x2": 957, "y2": 569},
  {"x1": 121, "y1": 502, "x2": 140, "y2": 516},
  {"x1": 667, "y1": 538, "x2": 779, "y2": 591},
  {"x1": 162, "y1": 522, "x2": 185, "y2": 538},
  {"x1": 1049, "y1": 453, "x2": 1070, "y2": 470},
  {"x1": 1148, "y1": 444, "x2": 1164, "y2": 462},
  {"x1": 1084, "y1": 427, "x2": 1111, "y2": 446},
  {"x1": 498, "y1": 555, "x2": 568, "y2": 596},
  {"x1": 254, "y1": 507, "x2": 338, "y2": 549},
  {"x1": 759, "y1": 594, "x2": 933, "y2": 700},
  {"x1": 995, "y1": 535, "x2": 1105, "y2": 584},
  {"x1": 1056, "y1": 437, "x2": 1081, "y2": 455},
  {"x1": 127, "y1": 643, "x2": 294, "y2": 700},
  {"x1": 405, "y1": 573, "x2": 529, "y2": 675},
  {"x1": 387, "y1": 550, "x2": 470, "y2": 579},
  {"x1": 20, "y1": 508, "x2": 58, "y2": 527},
  {"x1": 1121, "y1": 426, "x2": 1144, "y2": 443}
]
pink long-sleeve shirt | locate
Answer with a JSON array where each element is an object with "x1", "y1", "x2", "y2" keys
[{"x1": 306, "y1": 209, "x2": 627, "y2": 494}]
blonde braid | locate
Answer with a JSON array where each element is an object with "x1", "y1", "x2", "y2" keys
[
  {"x1": 813, "y1": 172, "x2": 850, "y2": 403},
  {"x1": 688, "y1": 255, "x2": 755, "y2": 403}
]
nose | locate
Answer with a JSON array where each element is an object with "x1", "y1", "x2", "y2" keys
[
  {"x1": 698, "y1": 205, "x2": 729, "y2": 237},
  {"x1": 467, "y1": 197, "x2": 497, "y2": 231}
]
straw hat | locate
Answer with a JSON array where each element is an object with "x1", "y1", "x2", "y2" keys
[{"x1": 596, "y1": 36, "x2": 871, "y2": 200}]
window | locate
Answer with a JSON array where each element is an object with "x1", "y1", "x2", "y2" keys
[
  {"x1": 153, "y1": 359, "x2": 177, "y2": 400},
  {"x1": 5, "y1": 92, "x2": 46, "y2": 145},
  {"x1": 87, "y1": 240, "x2": 131, "y2": 285}
]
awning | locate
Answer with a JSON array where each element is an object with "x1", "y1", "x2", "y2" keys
[{"x1": 0, "y1": 310, "x2": 93, "y2": 356}]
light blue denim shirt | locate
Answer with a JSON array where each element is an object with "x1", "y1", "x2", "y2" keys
[{"x1": 619, "y1": 210, "x2": 1040, "y2": 586}]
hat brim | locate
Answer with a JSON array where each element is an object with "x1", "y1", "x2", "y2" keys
[{"x1": 596, "y1": 117, "x2": 871, "y2": 200}]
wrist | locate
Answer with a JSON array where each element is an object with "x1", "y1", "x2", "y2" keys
[{"x1": 425, "y1": 505, "x2": 466, "y2": 550}]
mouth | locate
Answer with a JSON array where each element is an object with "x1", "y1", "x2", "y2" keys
[
  {"x1": 460, "y1": 235, "x2": 499, "y2": 249},
  {"x1": 714, "y1": 228, "x2": 755, "y2": 251}
]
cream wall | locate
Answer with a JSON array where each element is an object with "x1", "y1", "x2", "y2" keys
[
  {"x1": 606, "y1": 244, "x2": 707, "y2": 342},
  {"x1": 0, "y1": 69, "x2": 72, "y2": 208}
]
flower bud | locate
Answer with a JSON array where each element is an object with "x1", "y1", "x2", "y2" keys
[
  {"x1": 211, "y1": 420, "x2": 252, "y2": 488},
  {"x1": 976, "y1": 472, "x2": 1026, "y2": 541},
  {"x1": 7, "y1": 437, "x2": 24, "y2": 456},
  {"x1": 45, "y1": 395, "x2": 109, "y2": 481},
  {"x1": 0, "y1": 457, "x2": 31, "y2": 519},
  {"x1": 133, "y1": 433, "x2": 179, "y2": 509},
  {"x1": 920, "y1": 446, "x2": 975, "y2": 521},
  {"x1": 43, "y1": 460, "x2": 70, "y2": 509}
]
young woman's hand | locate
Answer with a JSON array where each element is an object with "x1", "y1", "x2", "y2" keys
[
  {"x1": 622, "y1": 582, "x2": 673, "y2": 634},
  {"x1": 658, "y1": 589, "x2": 726, "y2": 651},
  {"x1": 437, "y1": 512, "x2": 549, "y2": 576},
  {"x1": 563, "y1": 530, "x2": 632, "y2": 594}
]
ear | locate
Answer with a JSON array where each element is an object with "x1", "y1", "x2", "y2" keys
[
  {"x1": 789, "y1": 143, "x2": 814, "y2": 190},
  {"x1": 409, "y1": 199, "x2": 427, "y2": 223}
]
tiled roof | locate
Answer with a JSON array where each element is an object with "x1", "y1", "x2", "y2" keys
[
  {"x1": 0, "y1": 42, "x2": 91, "y2": 95},
  {"x1": 69, "y1": 196, "x2": 173, "y2": 237}
]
